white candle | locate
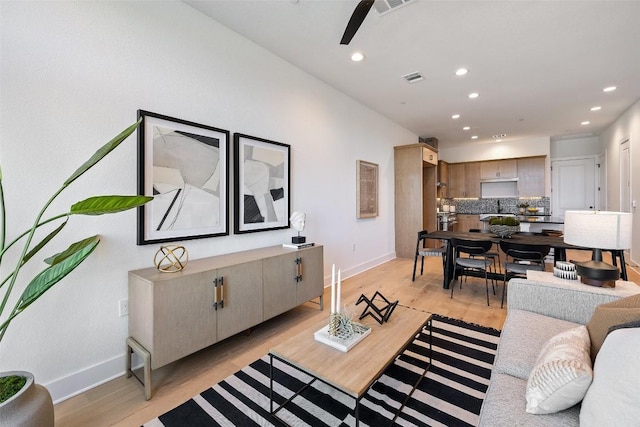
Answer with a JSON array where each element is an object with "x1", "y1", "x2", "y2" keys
[
  {"x1": 331, "y1": 264, "x2": 336, "y2": 314},
  {"x1": 337, "y1": 269, "x2": 341, "y2": 313}
]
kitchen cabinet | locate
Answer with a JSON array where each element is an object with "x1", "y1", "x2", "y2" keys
[
  {"x1": 127, "y1": 245, "x2": 323, "y2": 398},
  {"x1": 394, "y1": 144, "x2": 438, "y2": 257},
  {"x1": 448, "y1": 162, "x2": 480, "y2": 198},
  {"x1": 437, "y1": 160, "x2": 448, "y2": 198},
  {"x1": 455, "y1": 214, "x2": 482, "y2": 232},
  {"x1": 480, "y1": 159, "x2": 517, "y2": 179},
  {"x1": 517, "y1": 156, "x2": 546, "y2": 196}
]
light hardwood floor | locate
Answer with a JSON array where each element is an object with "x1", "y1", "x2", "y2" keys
[{"x1": 54, "y1": 253, "x2": 640, "y2": 426}]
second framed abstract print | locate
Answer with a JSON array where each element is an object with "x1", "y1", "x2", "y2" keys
[{"x1": 234, "y1": 133, "x2": 290, "y2": 234}]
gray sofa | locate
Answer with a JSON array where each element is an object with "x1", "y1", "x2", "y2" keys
[{"x1": 478, "y1": 277, "x2": 640, "y2": 426}]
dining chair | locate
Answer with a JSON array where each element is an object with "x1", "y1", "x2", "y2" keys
[
  {"x1": 469, "y1": 228, "x2": 501, "y2": 277},
  {"x1": 450, "y1": 238, "x2": 495, "y2": 306},
  {"x1": 412, "y1": 230, "x2": 446, "y2": 281},
  {"x1": 499, "y1": 240, "x2": 551, "y2": 308}
]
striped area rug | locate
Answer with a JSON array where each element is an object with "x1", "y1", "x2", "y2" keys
[{"x1": 144, "y1": 315, "x2": 500, "y2": 427}]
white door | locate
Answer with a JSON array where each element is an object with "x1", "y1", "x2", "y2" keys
[
  {"x1": 551, "y1": 157, "x2": 596, "y2": 218},
  {"x1": 620, "y1": 139, "x2": 631, "y2": 212},
  {"x1": 598, "y1": 153, "x2": 606, "y2": 210},
  {"x1": 620, "y1": 139, "x2": 631, "y2": 260}
]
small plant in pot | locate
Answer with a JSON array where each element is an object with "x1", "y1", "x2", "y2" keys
[
  {"x1": 0, "y1": 120, "x2": 152, "y2": 426},
  {"x1": 517, "y1": 202, "x2": 529, "y2": 214},
  {"x1": 488, "y1": 216, "x2": 521, "y2": 238}
]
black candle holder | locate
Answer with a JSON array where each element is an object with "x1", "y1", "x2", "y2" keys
[{"x1": 356, "y1": 291, "x2": 398, "y2": 324}]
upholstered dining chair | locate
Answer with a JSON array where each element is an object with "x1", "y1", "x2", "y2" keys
[
  {"x1": 412, "y1": 230, "x2": 446, "y2": 281},
  {"x1": 450, "y1": 238, "x2": 495, "y2": 306},
  {"x1": 499, "y1": 240, "x2": 551, "y2": 308}
]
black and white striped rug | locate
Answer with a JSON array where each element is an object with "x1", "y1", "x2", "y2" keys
[{"x1": 144, "y1": 315, "x2": 500, "y2": 427}]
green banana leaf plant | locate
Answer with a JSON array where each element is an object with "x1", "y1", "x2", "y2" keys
[{"x1": 0, "y1": 119, "x2": 153, "y2": 345}]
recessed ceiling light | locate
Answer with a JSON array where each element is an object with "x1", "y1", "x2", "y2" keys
[
  {"x1": 603, "y1": 86, "x2": 617, "y2": 92},
  {"x1": 463, "y1": 126, "x2": 470, "y2": 131},
  {"x1": 468, "y1": 92, "x2": 479, "y2": 99},
  {"x1": 451, "y1": 114, "x2": 460, "y2": 119},
  {"x1": 455, "y1": 68, "x2": 469, "y2": 76},
  {"x1": 351, "y1": 52, "x2": 365, "y2": 62},
  {"x1": 590, "y1": 106, "x2": 602, "y2": 111},
  {"x1": 581, "y1": 121, "x2": 590, "y2": 125},
  {"x1": 471, "y1": 135, "x2": 478, "y2": 140},
  {"x1": 495, "y1": 139, "x2": 502, "y2": 142}
]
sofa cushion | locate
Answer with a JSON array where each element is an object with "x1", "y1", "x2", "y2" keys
[
  {"x1": 479, "y1": 372, "x2": 580, "y2": 427},
  {"x1": 493, "y1": 309, "x2": 581, "y2": 380},
  {"x1": 525, "y1": 326, "x2": 592, "y2": 414},
  {"x1": 586, "y1": 294, "x2": 640, "y2": 360},
  {"x1": 580, "y1": 325, "x2": 640, "y2": 426}
]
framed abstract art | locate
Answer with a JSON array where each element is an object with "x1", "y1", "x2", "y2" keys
[
  {"x1": 233, "y1": 133, "x2": 290, "y2": 234},
  {"x1": 137, "y1": 110, "x2": 229, "y2": 245}
]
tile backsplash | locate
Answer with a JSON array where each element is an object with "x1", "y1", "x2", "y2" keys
[{"x1": 441, "y1": 197, "x2": 550, "y2": 215}]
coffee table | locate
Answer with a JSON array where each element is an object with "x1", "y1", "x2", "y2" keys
[{"x1": 269, "y1": 305, "x2": 432, "y2": 426}]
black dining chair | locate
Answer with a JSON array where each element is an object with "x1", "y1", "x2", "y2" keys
[
  {"x1": 450, "y1": 238, "x2": 495, "y2": 306},
  {"x1": 469, "y1": 228, "x2": 501, "y2": 277},
  {"x1": 412, "y1": 230, "x2": 446, "y2": 281},
  {"x1": 499, "y1": 240, "x2": 551, "y2": 308}
]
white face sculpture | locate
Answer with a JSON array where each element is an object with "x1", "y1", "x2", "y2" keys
[{"x1": 290, "y1": 211, "x2": 306, "y2": 232}]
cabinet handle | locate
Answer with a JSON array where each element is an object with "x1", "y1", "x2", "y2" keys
[
  {"x1": 213, "y1": 277, "x2": 225, "y2": 310},
  {"x1": 295, "y1": 257, "x2": 303, "y2": 282},
  {"x1": 220, "y1": 276, "x2": 224, "y2": 309}
]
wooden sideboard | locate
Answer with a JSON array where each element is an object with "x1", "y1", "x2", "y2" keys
[{"x1": 126, "y1": 244, "x2": 323, "y2": 399}]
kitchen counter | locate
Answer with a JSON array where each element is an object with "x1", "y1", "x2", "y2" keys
[{"x1": 479, "y1": 215, "x2": 563, "y2": 224}]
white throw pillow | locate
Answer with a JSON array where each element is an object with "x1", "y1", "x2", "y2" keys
[
  {"x1": 525, "y1": 325, "x2": 593, "y2": 414},
  {"x1": 580, "y1": 326, "x2": 640, "y2": 426}
]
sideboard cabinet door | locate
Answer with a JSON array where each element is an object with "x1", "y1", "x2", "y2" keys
[
  {"x1": 215, "y1": 260, "x2": 263, "y2": 341},
  {"x1": 296, "y1": 246, "x2": 324, "y2": 305},
  {"x1": 262, "y1": 252, "x2": 298, "y2": 320}
]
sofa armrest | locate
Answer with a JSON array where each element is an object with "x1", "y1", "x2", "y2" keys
[{"x1": 507, "y1": 278, "x2": 640, "y2": 324}]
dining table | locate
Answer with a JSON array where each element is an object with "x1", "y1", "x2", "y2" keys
[{"x1": 425, "y1": 230, "x2": 581, "y2": 289}]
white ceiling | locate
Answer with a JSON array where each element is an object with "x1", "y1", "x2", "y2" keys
[{"x1": 185, "y1": 0, "x2": 640, "y2": 148}]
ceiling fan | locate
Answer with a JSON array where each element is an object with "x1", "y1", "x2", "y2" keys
[{"x1": 340, "y1": 0, "x2": 375, "y2": 45}]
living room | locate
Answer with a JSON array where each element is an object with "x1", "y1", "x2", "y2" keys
[{"x1": 1, "y1": 1, "x2": 639, "y2": 426}]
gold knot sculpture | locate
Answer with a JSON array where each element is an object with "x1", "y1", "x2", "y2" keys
[{"x1": 154, "y1": 245, "x2": 189, "y2": 272}]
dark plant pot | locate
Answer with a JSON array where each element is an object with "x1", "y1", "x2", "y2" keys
[{"x1": 0, "y1": 371, "x2": 54, "y2": 427}]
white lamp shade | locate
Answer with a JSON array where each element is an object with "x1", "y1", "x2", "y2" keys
[{"x1": 563, "y1": 211, "x2": 632, "y2": 250}]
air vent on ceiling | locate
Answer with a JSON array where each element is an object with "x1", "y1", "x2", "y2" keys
[
  {"x1": 373, "y1": 0, "x2": 415, "y2": 16},
  {"x1": 402, "y1": 71, "x2": 424, "y2": 83},
  {"x1": 492, "y1": 133, "x2": 507, "y2": 139}
]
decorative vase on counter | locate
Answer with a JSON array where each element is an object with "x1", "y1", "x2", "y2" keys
[{"x1": 0, "y1": 371, "x2": 54, "y2": 427}]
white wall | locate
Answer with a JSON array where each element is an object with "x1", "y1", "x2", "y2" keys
[
  {"x1": 600, "y1": 98, "x2": 640, "y2": 266},
  {"x1": 0, "y1": 1, "x2": 416, "y2": 401},
  {"x1": 550, "y1": 136, "x2": 602, "y2": 158}
]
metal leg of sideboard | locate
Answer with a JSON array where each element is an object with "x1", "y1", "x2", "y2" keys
[{"x1": 126, "y1": 337, "x2": 152, "y2": 400}]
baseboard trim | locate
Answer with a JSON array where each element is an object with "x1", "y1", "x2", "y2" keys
[
  {"x1": 323, "y1": 251, "x2": 396, "y2": 285},
  {"x1": 45, "y1": 354, "x2": 126, "y2": 404}
]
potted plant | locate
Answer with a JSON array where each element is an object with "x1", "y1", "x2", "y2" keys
[
  {"x1": 517, "y1": 202, "x2": 529, "y2": 214},
  {"x1": 0, "y1": 120, "x2": 152, "y2": 426},
  {"x1": 488, "y1": 216, "x2": 521, "y2": 238}
]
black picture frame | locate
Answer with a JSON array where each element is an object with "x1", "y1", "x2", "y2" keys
[
  {"x1": 233, "y1": 133, "x2": 290, "y2": 234},
  {"x1": 137, "y1": 110, "x2": 229, "y2": 245}
]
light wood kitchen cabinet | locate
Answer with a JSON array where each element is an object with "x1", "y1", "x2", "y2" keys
[
  {"x1": 464, "y1": 162, "x2": 481, "y2": 198},
  {"x1": 480, "y1": 159, "x2": 517, "y2": 179},
  {"x1": 394, "y1": 144, "x2": 438, "y2": 257},
  {"x1": 128, "y1": 245, "x2": 323, "y2": 398},
  {"x1": 455, "y1": 214, "x2": 482, "y2": 232},
  {"x1": 437, "y1": 160, "x2": 448, "y2": 198},
  {"x1": 517, "y1": 156, "x2": 546, "y2": 196},
  {"x1": 448, "y1": 162, "x2": 481, "y2": 198}
]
